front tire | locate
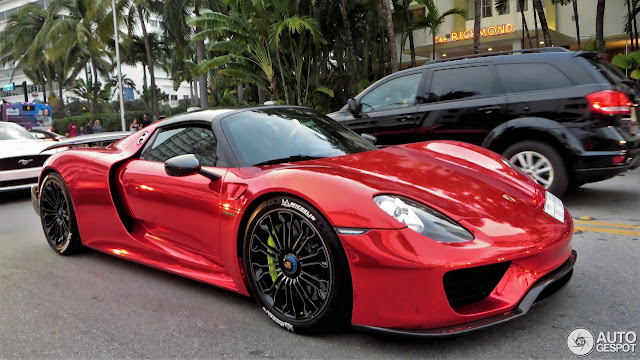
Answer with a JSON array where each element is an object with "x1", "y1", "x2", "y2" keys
[
  {"x1": 39, "y1": 172, "x2": 83, "y2": 255},
  {"x1": 243, "y1": 196, "x2": 351, "y2": 334},
  {"x1": 503, "y1": 140, "x2": 569, "y2": 196}
]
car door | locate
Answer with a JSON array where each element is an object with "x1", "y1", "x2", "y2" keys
[
  {"x1": 341, "y1": 71, "x2": 428, "y2": 145},
  {"x1": 119, "y1": 124, "x2": 227, "y2": 269},
  {"x1": 420, "y1": 64, "x2": 509, "y2": 146}
]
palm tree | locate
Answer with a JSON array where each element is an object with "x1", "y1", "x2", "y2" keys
[
  {"x1": 596, "y1": 0, "x2": 606, "y2": 54},
  {"x1": 473, "y1": 0, "x2": 481, "y2": 54},
  {"x1": 338, "y1": 0, "x2": 359, "y2": 95},
  {"x1": 414, "y1": 0, "x2": 466, "y2": 60},
  {"x1": 46, "y1": 0, "x2": 114, "y2": 115},
  {"x1": 624, "y1": 0, "x2": 640, "y2": 51},
  {"x1": 402, "y1": 0, "x2": 417, "y2": 67},
  {"x1": 378, "y1": 0, "x2": 399, "y2": 72},
  {"x1": 0, "y1": 4, "x2": 51, "y2": 97},
  {"x1": 496, "y1": 0, "x2": 532, "y2": 49},
  {"x1": 532, "y1": 0, "x2": 551, "y2": 46}
]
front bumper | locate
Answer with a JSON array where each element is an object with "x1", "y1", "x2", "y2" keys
[
  {"x1": 353, "y1": 250, "x2": 576, "y2": 337},
  {"x1": 0, "y1": 167, "x2": 41, "y2": 192}
]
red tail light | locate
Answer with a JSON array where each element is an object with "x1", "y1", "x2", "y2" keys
[{"x1": 586, "y1": 90, "x2": 632, "y2": 115}]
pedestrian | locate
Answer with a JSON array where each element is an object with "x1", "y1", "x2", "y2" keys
[
  {"x1": 78, "y1": 126, "x2": 85, "y2": 136},
  {"x1": 68, "y1": 120, "x2": 77, "y2": 137},
  {"x1": 140, "y1": 114, "x2": 151, "y2": 128},
  {"x1": 94, "y1": 120, "x2": 103, "y2": 133},
  {"x1": 130, "y1": 119, "x2": 140, "y2": 131},
  {"x1": 85, "y1": 119, "x2": 94, "y2": 134}
]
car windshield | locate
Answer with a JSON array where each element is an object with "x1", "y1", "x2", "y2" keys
[
  {"x1": 221, "y1": 107, "x2": 376, "y2": 167},
  {"x1": 0, "y1": 122, "x2": 35, "y2": 140}
]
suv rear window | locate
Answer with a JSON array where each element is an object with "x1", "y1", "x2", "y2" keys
[
  {"x1": 586, "y1": 58, "x2": 628, "y2": 85},
  {"x1": 427, "y1": 66, "x2": 500, "y2": 102},
  {"x1": 496, "y1": 63, "x2": 574, "y2": 93}
]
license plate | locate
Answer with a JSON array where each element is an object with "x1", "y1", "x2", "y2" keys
[{"x1": 543, "y1": 191, "x2": 565, "y2": 223}]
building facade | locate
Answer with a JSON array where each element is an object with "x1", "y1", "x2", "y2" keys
[
  {"x1": 407, "y1": 0, "x2": 631, "y2": 62},
  {"x1": 0, "y1": 0, "x2": 192, "y2": 109}
]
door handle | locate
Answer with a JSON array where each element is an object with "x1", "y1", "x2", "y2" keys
[
  {"x1": 478, "y1": 105, "x2": 501, "y2": 113},
  {"x1": 396, "y1": 115, "x2": 415, "y2": 122}
]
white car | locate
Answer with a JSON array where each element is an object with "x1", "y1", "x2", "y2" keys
[{"x1": 0, "y1": 121, "x2": 54, "y2": 192}]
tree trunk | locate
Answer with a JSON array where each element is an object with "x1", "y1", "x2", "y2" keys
[
  {"x1": 595, "y1": 0, "x2": 606, "y2": 54},
  {"x1": 189, "y1": 81, "x2": 194, "y2": 105},
  {"x1": 238, "y1": 84, "x2": 244, "y2": 102},
  {"x1": 258, "y1": 86, "x2": 266, "y2": 104},
  {"x1": 193, "y1": 74, "x2": 198, "y2": 105},
  {"x1": 473, "y1": 0, "x2": 481, "y2": 53},
  {"x1": 432, "y1": 32, "x2": 436, "y2": 60},
  {"x1": 627, "y1": 0, "x2": 634, "y2": 51},
  {"x1": 533, "y1": 3, "x2": 539, "y2": 47},
  {"x1": 58, "y1": 78, "x2": 64, "y2": 114},
  {"x1": 276, "y1": 52, "x2": 290, "y2": 104},
  {"x1": 90, "y1": 56, "x2": 99, "y2": 115},
  {"x1": 137, "y1": 4, "x2": 159, "y2": 121},
  {"x1": 403, "y1": 0, "x2": 416, "y2": 66},
  {"x1": 379, "y1": 0, "x2": 398, "y2": 73},
  {"x1": 532, "y1": 0, "x2": 552, "y2": 46},
  {"x1": 574, "y1": 0, "x2": 581, "y2": 49},
  {"x1": 519, "y1": 0, "x2": 533, "y2": 49},
  {"x1": 338, "y1": 0, "x2": 359, "y2": 95},
  {"x1": 633, "y1": 1, "x2": 639, "y2": 49},
  {"x1": 194, "y1": 5, "x2": 208, "y2": 109}
]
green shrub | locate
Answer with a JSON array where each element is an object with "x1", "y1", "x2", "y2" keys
[{"x1": 53, "y1": 110, "x2": 150, "y2": 134}]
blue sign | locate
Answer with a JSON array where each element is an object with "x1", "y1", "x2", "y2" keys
[{"x1": 3, "y1": 82, "x2": 15, "y2": 91}]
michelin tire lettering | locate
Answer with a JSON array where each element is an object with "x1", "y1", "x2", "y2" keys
[
  {"x1": 281, "y1": 199, "x2": 316, "y2": 221},
  {"x1": 263, "y1": 307, "x2": 294, "y2": 331}
]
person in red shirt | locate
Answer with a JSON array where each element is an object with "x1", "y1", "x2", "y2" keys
[{"x1": 68, "y1": 120, "x2": 78, "y2": 137}]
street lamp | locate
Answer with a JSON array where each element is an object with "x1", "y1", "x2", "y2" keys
[{"x1": 112, "y1": 0, "x2": 126, "y2": 131}]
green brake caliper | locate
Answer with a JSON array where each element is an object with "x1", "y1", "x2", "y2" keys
[{"x1": 267, "y1": 224, "x2": 282, "y2": 282}]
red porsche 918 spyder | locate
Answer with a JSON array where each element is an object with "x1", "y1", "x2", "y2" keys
[{"x1": 31, "y1": 106, "x2": 576, "y2": 336}]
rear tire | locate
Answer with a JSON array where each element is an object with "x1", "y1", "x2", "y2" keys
[
  {"x1": 243, "y1": 195, "x2": 352, "y2": 334},
  {"x1": 503, "y1": 140, "x2": 569, "y2": 196},
  {"x1": 39, "y1": 173, "x2": 83, "y2": 255}
]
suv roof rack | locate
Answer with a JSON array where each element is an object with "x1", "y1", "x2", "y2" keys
[{"x1": 428, "y1": 47, "x2": 571, "y2": 64}]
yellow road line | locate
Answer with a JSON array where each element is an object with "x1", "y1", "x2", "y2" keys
[
  {"x1": 573, "y1": 219, "x2": 640, "y2": 230},
  {"x1": 574, "y1": 226, "x2": 640, "y2": 237}
]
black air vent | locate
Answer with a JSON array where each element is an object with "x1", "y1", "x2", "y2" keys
[{"x1": 443, "y1": 261, "x2": 511, "y2": 308}]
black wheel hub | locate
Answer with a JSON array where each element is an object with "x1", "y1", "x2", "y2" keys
[
  {"x1": 41, "y1": 181, "x2": 70, "y2": 246},
  {"x1": 248, "y1": 208, "x2": 332, "y2": 321}
]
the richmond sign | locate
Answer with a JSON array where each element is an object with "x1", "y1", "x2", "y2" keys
[{"x1": 435, "y1": 23, "x2": 515, "y2": 43}]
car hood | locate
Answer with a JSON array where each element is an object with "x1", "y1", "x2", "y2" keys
[
  {"x1": 315, "y1": 141, "x2": 541, "y2": 221},
  {"x1": 0, "y1": 139, "x2": 53, "y2": 158}
]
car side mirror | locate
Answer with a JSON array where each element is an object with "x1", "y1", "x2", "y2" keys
[
  {"x1": 361, "y1": 133, "x2": 377, "y2": 144},
  {"x1": 33, "y1": 133, "x2": 46, "y2": 139},
  {"x1": 164, "y1": 154, "x2": 221, "y2": 181},
  {"x1": 348, "y1": 98, "x2": 362, "y2": 115}
]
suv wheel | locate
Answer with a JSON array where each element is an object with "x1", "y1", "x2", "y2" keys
[{"x1": 503, "y1": 140, "x2": 568, "y2": 196}]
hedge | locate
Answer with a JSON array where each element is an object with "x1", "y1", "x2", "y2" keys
[{"x1": 53, "y1": 110, "x2": 149, "y2": 134}]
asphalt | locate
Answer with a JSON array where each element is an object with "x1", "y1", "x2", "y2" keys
[{"x1": 0, "y1": 171, "x2": 638, "y2": 359}]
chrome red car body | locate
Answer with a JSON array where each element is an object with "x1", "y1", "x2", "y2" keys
[{"x1": 34, "y1": 107, "x2": 575, "y2": 335}]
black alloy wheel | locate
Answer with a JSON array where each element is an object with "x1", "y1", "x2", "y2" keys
[
  {"x1": 39, "y1": 173, "x2": 82, "y2": 254},
  {"x1": 244, "y1": 196, "x2": 351, "y2": 333}
]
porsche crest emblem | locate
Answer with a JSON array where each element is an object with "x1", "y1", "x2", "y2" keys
[{"x1": 283, "y1": 260, "x2": 292, "y2": 270}]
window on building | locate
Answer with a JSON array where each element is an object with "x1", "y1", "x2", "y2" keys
[
  {"x1": 497, "y1": 0, "x2": 510, "y2": 14},
  {"x1": 516, "y1": 0, "x2": 528, "y2": 12},
  {"x1": 170, "y1": 95, "x2": 178, "y2": 100},
  {"x1": 409, "y1": 7, "x2": 426, "y2": 28},
  {"x1": 496, "y1": 63, "x2": 574, "y2": 93},
  {"x1": 360, "y1": 72, "x2": 424, "y2": 113},
  {"x1": 427, "y1": 66, "x2": 500, "y2": 102},
  {"x1": 482, "y1": 0, "x2": 492, "y2": 18},
  {"x1": 466, "y1": 0, "x2": 474, "y2": 20},
  {"x1": 141, "y1": 127, "x2": 218, "y2": 167}
]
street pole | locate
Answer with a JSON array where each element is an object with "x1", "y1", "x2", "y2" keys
[{"x1": 112, "y1": 0, "x2": 126, "y2": 131}]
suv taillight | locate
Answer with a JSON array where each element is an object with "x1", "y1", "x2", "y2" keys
[{"x1": 586, "y1": 90, "x2": 632, "y2": 115}]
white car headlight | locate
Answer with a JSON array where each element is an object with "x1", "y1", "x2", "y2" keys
[{"x1": 374, "y1": 195, "x2": 474, "y2": 243}]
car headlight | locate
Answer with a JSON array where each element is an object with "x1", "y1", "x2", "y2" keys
[{"x1": 373, "y1": 195, "x2": 474, "y2": 243}]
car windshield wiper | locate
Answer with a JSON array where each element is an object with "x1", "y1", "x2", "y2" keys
[{"x1": 253, "y1": 155, "x2": 326, "y2": 167}]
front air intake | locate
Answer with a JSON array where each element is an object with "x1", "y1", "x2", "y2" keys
[{"x1": 443, "y1": 261, "x2": 511, "y2": 308}]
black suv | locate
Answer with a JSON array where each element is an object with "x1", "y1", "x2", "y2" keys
[{"x1": 329, "y1": 48, "x2": 640, "y2": 196}]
